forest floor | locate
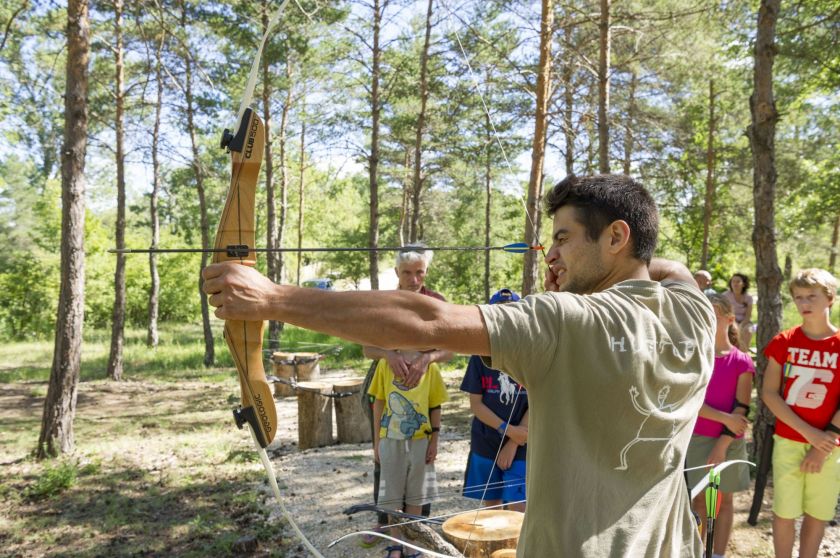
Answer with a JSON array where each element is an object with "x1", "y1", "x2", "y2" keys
[{"x1": 1, "y1": 367, "x2": 839, "y2": 557}]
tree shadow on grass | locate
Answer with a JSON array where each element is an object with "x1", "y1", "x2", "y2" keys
[{"x1": 12, "y1": 466, "x2": 285, "y2": 558}]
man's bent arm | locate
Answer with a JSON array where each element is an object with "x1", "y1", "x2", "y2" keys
[
  {"x1": 203, "y1": 262, "x2": 491, "y2": 356},
  {"x1": 649, "y1": 258, "x2": 697, "y2": 287}
]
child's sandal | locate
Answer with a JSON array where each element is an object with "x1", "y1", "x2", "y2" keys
[{"x1": 385, "y1": 544, "x2": 404, "y2": 557}]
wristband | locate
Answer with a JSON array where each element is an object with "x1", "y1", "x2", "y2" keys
[
  {"x1": 733, "y1": 401, "x2": 750, "y2": 413},
  {"x1": 497, "y1": 421, "x2": 508, "y2": 436},
  {"x1": 826, "y1": 423, "x2": 840, "y2": 435},
  {"x1": 721, "y1": 426, "x2": 737, "y2": 438},
  {"x1": 430, "y1": 426, "x2": 440, "y2": 433}
]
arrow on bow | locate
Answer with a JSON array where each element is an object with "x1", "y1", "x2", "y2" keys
[{"x1": 109, "y1": 242, "x2": 545, "y2": 255}]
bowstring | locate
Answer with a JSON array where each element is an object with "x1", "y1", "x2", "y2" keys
[
  {"x1": 440, "y1": 0, "x2": 548, "y2": 265},
  {"x1": 228, "y1": 2, "x2": 325, "y2": 557},
  {"x1": 245, "y1": 1, "x2": 536, "y2": 553},
  {"x1": 439, "y1": 3, "x2": 536, "y2": 552}
]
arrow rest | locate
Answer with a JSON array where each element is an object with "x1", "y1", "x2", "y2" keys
[
  {"x1": 220, "y1": 107, "x2": 253, "y2": 152},
  {"x1": 232, "y1": 406, "x2": 269, "y2": 448}
]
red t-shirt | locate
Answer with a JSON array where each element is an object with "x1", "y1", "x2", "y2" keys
[
  {"x1": 419, "y1": 285, "x2": 445, "y2": 302},
  {"x1": 764, "y1": 326, "x2": 840, "y2": 443}
]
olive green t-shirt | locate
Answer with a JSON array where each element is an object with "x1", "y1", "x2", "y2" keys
[{"x1": 479, "y1": 280, "x2": 714, "y2": 558}]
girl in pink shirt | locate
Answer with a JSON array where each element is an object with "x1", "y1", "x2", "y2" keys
[{"x1": 685, "y1": 293, "x2": 755, "y2": 558}]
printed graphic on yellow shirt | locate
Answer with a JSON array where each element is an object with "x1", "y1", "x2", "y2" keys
[{"x1": 382, "y1": 391, "x2": 428, "y2": 438}]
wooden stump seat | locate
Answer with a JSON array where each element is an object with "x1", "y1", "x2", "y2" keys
[
  {"x1": 272, "y1": 352, "x2": 321, "y2": 397},
  {"x1": 442, "y1": 510, "x2": 523, "y2": 558},
  {"x1": 332, "y1": 378, "x2": 371, "y2": 444},
  {"x1": 296, "y1": 381, "x2": 333, "y2": 449}
]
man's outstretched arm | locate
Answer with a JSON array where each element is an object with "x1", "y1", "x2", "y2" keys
[{"x1": 202, "y1": 262, "x2": 491, "y2": 356}]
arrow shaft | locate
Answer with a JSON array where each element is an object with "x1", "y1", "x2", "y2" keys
[{"x1": 110, "y1": 244, "x2": 542, "y2": 254}]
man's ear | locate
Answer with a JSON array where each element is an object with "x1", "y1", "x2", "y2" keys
[{"x1": 604, "y1": 220, "x2": 632, "y2": 255}]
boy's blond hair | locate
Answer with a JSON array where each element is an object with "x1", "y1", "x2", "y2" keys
[{"x1": 789, "y1": 268, "x2": 838, "y2": 303}]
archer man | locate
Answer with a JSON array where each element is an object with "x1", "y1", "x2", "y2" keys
[{"x1": 203, "y1": 174, "x2": 715, "y2": 558}]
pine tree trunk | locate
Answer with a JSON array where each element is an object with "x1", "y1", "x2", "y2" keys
[
  {"x1": 701, "y1": 79, "x2": 716, "y2": 270},
  {"x1": 747, "y1": 0, "x2": 782, "y2": 464},
  {"x1": 399, "y1": 149, "x2": 410, "y2": 246},
  {"x1": 270, "y1": 54, "x2": 292, "y2": 345},
  {"x1": 147, "y1": 26, "x2": 164, "y2": 348},
  {"x1": 622, "y1": 65, "x2": 637, "y2": 176},
  {"x1": 107, "y1": 0, "x2": 126, "y2": 381},
  {"x1": 522, "y1": 0, "x2": 553, "y2": 296},
  {"x1": 181, "y1": 1, "x2": 213, "y2": 366},
  {"x1": 410, "y1": 0, "x2": 434, "y2": 243},
  {"x1": 262, "y1": 1, "x2": 283, "y2": 349},
  {"x1": 38, "y1": 0, "x2": 89, "y2": 459},
  {"x1": 562, "y1": 20, "x2": 575, "y2": 177},
  {"x1": 368, "y1": 0, "x2": 384, "y2": 289},
  {"x1": 597, "y1": 0, "x2": 611, "y2": 174},
  {"x1": 296, "y1": 102, "x2": 306, "y2": 286}
]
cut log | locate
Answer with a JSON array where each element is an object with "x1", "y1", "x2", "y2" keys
[
  {"x1": 442, "y1": 510, "x2": 522, "y2": 558},
  {"x1": 296, "y1": 381, "x2": 333, "y2": 449},
  {"x1": 333, "y1": 378, "x2": 371, "y2": 444},
  {"x1": 272, "y1": 352, "x2": 321, "y2": 397},
  {"x1": 490, "y1": 550, "x2": 517, "y2": 558}
]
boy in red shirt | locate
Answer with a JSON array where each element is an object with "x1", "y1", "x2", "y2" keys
[{"x1": 762, "y1": 268, "x2": 840, "y2": 558}]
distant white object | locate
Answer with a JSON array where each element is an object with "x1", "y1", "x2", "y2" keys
[{"x1": 357, "y1": 271, "x2": 399, "y2": 291}]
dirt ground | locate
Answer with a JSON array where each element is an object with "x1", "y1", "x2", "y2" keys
[{"x1": 2, "y1": 368, "x2": 840, "y2": 557}]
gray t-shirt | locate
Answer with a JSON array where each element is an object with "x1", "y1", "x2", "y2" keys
[{"x1": 479, "y1": 279, "x2": 714, "y2": 558}]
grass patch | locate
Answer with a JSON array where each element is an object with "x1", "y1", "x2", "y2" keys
[
  {"x1": 0, "y1": 322, "x2": 369, "y2": 385},
  {"x1": 0, "y1": 379, "x2": 289, "y2": 557},
  {"x1": 23, "y1": 460, "x2": 78, "y2": 501}
]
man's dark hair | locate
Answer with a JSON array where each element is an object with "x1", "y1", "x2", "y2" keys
[{"x1": 544, "y1": 174, "x2": 659, "y2": 264}]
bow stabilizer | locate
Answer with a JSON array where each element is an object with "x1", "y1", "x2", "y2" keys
[{"x1": 215, "y1": 107, "x2": 277, "y2": 449}]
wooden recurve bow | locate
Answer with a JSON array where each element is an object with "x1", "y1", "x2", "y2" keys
[{"x1": 216, "y1": 108, "x2": 276, "y2": 449}]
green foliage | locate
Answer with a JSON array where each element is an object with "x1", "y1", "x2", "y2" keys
[
  {"x1": 24, "y1": 460, "x2": 78, "y2": 501},
  {"x1": 0, "y1": 252, "x2": 59, "y2": 339}
]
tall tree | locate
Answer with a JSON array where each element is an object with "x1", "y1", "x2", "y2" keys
[
  {"x1": 180, "y1": 0, "x2": 213, "y2": 366},
  {"x1": 522, "y1": 0, "x2": 553, "y2": 296},
  {"x1": 597, "y1": 0, "x2": 611, "y2": 173},
  {"x1": 146, "y1": 14, "x2": 165, "y2": 348},
  {"x1": 746, "y1": 0, "x2": 783, "y2": 521},
  {"x1": 106, "y1": 0, "x2": 126, "y2": 381},
  {"x1": 296, "y1": 99, "x2": 307, "y2": 286},
  {"x1": 409, "y1": 0, "x2": 435, "y2": 242},
  {"x1": 37, "y1": 0, "x2": 89, "y2": 458},
  {"x1": 700, "y1": 79, "x2": 717, "y2": 270},
  {"x1": 367, "y1": 0, "x2": 385, "y2": 288},
  {"x1": 262, "y1": 0, "x2": 283, "y2": 348}
]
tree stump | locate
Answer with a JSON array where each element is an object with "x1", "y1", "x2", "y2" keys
[
  {"x1": 272, "y1": 352, "x2": 321, "y2": 397},
  {"x1": 490, "y1": 550, "x2": 517, "y2": 558},
  {"x1": 333, "y1": 378, "x2": 371, "y2": 444},
  {"x1": 296, "y1": 381, "x2": 333, "y2": 449},
  {"x1": 441, "y1": 510, "x2": 523, "y2": 558}
]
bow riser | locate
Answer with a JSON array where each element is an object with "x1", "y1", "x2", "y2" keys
[{"x1": 214, "y1": 107, "x2": 277, "y2": 449}]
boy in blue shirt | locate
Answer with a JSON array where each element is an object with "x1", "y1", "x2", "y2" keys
[{"x1": 460, "y1": 289, "x2": 528, "y2": 512}]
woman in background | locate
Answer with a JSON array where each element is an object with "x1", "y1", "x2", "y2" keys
[{"x1": 725, "y1": 273, "x2": 754, "y2": 352}]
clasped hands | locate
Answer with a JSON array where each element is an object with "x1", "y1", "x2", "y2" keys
[{"x1": 385, "y1": 350, "x2": 432, "y2": 389}]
